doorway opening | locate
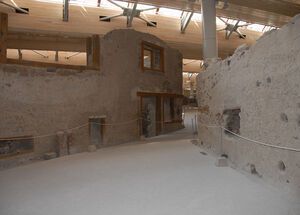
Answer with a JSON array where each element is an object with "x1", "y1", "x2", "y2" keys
[
  {"x1": 138, "y1": 92, "x2": 183, "y2": 138},
  {"x1": 141, "y1": 96, "x2": 161, "y2": 137},
  {"x1": 89, "y1": 116, "x2": 105, "y2": 147}
]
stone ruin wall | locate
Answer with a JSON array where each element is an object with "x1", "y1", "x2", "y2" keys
[{"x1": 196, "y1": 15, "x2": 300, "y2": 193}]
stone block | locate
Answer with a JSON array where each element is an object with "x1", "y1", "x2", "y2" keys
[
  {"x1": 215, "y1": 157, "x2": 228, "y2": 167},
  {"x1": 56, "y1": 131, "x2": 69, "y2": 157},
  {"x1": 44, "y1": 152, "x2": 57, "y2": 160},
  {"x1": 88, "y1": 144, "x2": 97, "y2": 152}
]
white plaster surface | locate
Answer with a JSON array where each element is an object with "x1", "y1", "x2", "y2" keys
[{"x1": 0, "y1": 125, "x2": 299, "y2": 215}]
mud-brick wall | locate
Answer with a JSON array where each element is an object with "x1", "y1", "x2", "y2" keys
[
  {"x1": 0, "y1": 29, "x2": 182, "y2": 168},
  {"x1": 196, "y1": 16, "x2": 300, "y2": 192}
]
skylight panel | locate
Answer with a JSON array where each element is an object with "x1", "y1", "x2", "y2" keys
[{"x1": 158, "y1": 8, "x2": 182, "y2": 18}]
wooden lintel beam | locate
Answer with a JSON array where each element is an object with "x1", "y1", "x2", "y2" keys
[{"x1": 7, "y1": 33, "x2": 86, "y2": 52}]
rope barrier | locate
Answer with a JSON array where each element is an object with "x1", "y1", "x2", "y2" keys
[
  {"x1": 198, "y1": 122, "x2": 300, "y2": 152},
  {"x1": 91, "y1": 118, "x2": 139, "y2": 126},
  {"x1": 0, "y1": 123, "x2": 90, "y2": 141},
  {"x1": 141, "y1": 118, "x2": 183, "y2": 124},
  {"x1": 3, "y1": 113, "x2": 297, "y2": 153},
  {"x1": 0, "y1": 117, "x2": 182, "y2": 141},
  {"x1": 0, "y1": 118, "x2": 141, "y2": 141},
  {"x1": 3, "y1": 115, "x2": 298, "y2": 153}
]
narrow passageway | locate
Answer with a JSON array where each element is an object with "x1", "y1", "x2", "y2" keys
[
  {"x1": 145, "y1": 107, "x2": 197, "y2": 142},
  {"x1": 0, "y1": 108, "x2": 299, "y2": 215}
]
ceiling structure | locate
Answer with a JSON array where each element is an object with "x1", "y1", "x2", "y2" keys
[
  {"x1": 0, "y1": 0, "x2": 264, "y2": 61},
  {"x1": 1, "y1": 0, "x2": 299, "y2": 69},
  {"x1": 183, "y1": 59, "x2": 204, "y2": 73},
  {"x1": 117, "y1": 0, "x2": 300, "y2": 27},
  {"x1": 1, "y1": 0, "x2": 299, "y2": 28},
  {"x1": 1, "y1": 0, "x2": 298, "y2": 92}
]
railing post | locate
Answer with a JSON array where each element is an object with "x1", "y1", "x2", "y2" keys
[{"x1": 220, "y1": 126, "x2": 223, "y2": 155}]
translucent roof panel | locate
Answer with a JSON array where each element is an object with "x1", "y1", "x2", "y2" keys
[
  {"x1": 217, "y1": 17, "x2": 277, "y2": 33},
  {"x1": 100, "y1": 0, "x2": 128, "y2": 9},
  {"x1": 157, "y1": 8, "x2": 183, "y2": 18},
  {"x1": 191, "y1": 13, "x2": 202, "y2": 22}
]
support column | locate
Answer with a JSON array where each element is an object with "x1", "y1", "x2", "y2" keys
[
  {"x1": 97, "y1": 0, "x2": 101, "y2": 7},
  {"x1": 201, "y1": 0, "x2": 218, "y2": 62},
  {"x1": 63, "y1": 0, "x2": 69, "y2": 22},
  {"x1": 0, "y1": 13, "x2": 8, "y2": 63}
]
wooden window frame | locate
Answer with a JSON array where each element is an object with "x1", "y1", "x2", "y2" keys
[
  {"x1": 6, "y1": 59, "x2": 89, "y2": 71},
  {"x1": 137, "y1": 91, "x2": 183, "y2": 128},
  {"x1": 4, "y1": 32, "x2": 100, "y2": 71},
  {"x1": 141, "y1": 41, "x2": 164, "y2": 73}
]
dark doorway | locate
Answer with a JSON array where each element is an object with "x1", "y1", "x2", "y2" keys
[
  {"x1": 89, "y1": 117, "x2": 105, "y2": 147},
  {"x1": 141, "y1": 96, "x2": 158, "y2": 137}
]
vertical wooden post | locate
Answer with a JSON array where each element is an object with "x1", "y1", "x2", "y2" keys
[
  {"x1": 139, "y1": 96, "x2": 143, "y2": 137},
  {"x1": 18, "y1": 49, "x2": 22, "y2": 60},
  {"x1": 156, "y1": 96, "x2": 162, "y2": 135},
  {"x1": 161, "y1": 96, "x2": 164, "y2": 132},
  {"x1": 0, "y1": 13, "x2": 8, "y2": 63},
  {"x1": 55, "y1": 50, "x2": 59, "y2": 61},
  {"x1": 86, "y1": 35, "x2": 100, "y2": 69}
]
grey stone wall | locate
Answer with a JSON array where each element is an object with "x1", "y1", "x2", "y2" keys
[
  {"x1": 196, "y1": 15, "x2": 300, "y2": 192},
  {"x1": 0, "y1": 29, "x2": 182, "y2": 168}
]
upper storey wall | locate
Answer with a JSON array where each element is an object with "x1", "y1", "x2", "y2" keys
[
  {"x1": 0, "y1": 29, "x2": 182, "y2": 168},
  {"x1": 100, "y1": 29, "x2": 182, "y2": 95}
]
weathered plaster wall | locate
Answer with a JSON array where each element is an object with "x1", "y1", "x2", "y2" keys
[
  {"x1": 0, "y1": 29, "x2": 182, "y2": 168},
  {"x1": 196, "y1": 16, "x2": 300, "y2": 192}
]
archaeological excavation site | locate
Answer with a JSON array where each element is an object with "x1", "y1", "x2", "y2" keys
[{"x1": 0, "y1": 0, "x2": 299, "y2": 214}]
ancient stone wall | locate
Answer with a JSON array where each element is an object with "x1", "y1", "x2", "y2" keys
[
  {"x1": 196, "y1": 15, "x2": 300, "y2": 192},
  {"x1": 0, "y1": 29, "x2": 182, "y2": 168}
]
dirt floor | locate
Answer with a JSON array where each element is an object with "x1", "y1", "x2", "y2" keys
[{"x1": 0, "y1": 110, "x2": 299, "y2": 215}]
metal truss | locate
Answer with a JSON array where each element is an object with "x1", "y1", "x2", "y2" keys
[
  {"x1": 100, "y1": 0, "x2": 157, "y2": 27},
  {"x1": 181, "y1": 11, "x2": 194, "y2": 33},
  {"x1": 218, "y1": 17, "x2": 250, "y2": 39},
  {"x1": 0, "y1": 0, "x2": 28, "y2": 14}
]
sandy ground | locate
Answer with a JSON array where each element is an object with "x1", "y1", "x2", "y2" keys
[{"x1": 0, "y1": 110, "x2": 299, "y2": 215}]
